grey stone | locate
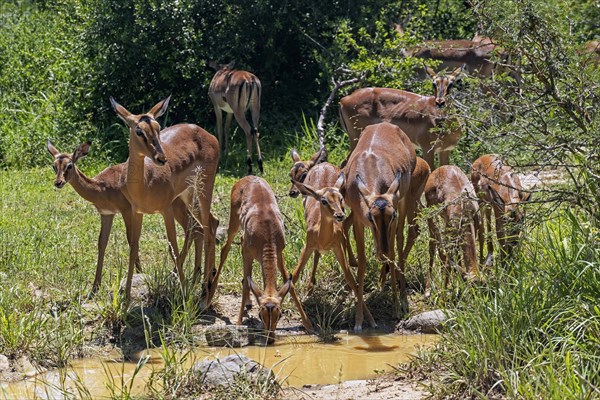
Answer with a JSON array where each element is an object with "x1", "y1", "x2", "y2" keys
[
  {"x1": 398, "y1": 309, "x2": 449, "y2": 334},
  {"x1": 0, "y1": 354, "x2": 9, "y2": 372},
  {"x1": 119, "y1": 273, "x2": 150, "y2": 302},
  {"x1": 205, "y1": 325, "x2": 249, "y2": 347},
  {"x1": 192, "y1": 354, "x2": 273, "y2": 387}
]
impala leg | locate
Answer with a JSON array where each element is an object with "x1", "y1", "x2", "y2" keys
[
  {"x1": 122, "y1": 210, "x2": 141, "y2": 273},
  {"x1": 439, "y1": 150, "x2": 451, "y2": 166},
  {"x1": 279, "y1": 253, "x2": 313, "y2": 334},
  {"x1": 250, "y1": 96, "x2": 263, "y2": 173},
  {"x1": 125, "y1": 211, "x2": 143, "y2": 301},
  {"x1": 352, "y1": 220, "x2": 367, "y2": 332},
  {"x1": 291, "y1": 244, "x2": 313, "y2": 285},
  {"x1": 233, "y1": 109, "x2": 255, "y2": 175},
  {"x1": 308, "y1": 251, "x2": 320, "y2": 292},
  {"x1": 238, "y1": 253, "x2": 254, "y2": 325},
  {"x1": 422, "y1": 148, "x2": 436, "y2": 172},
  {"x1": 204, "y1": 212, "x2": 237, "y2": 310},
  {"x1": 91, "y1": 214, "x2": 115, "y2": 296},
  {"x1": 426, "y1": 217, "x2": 438, "y2": 298},
  {"x1": 332, "y1": 244, "x2": 376, "y2": 328},
  {"x1": 223, "y1": 113, "x2": 233, "y2": 154},
  {"x1": 343, "y1": 212, "x2": 358, "y2": 267},
  {"x1": 162, "y1": 207, "x2": 186, "y2": 291},
  {"x1": 395, "y1": 204, "x2": 409, "y2": 316},
  {"x1": 484, "y1": 205, "x2": 494, "y2": 266},
  {"x1": 493, "y1": 205, "x2": 507, "y2": 265},
  {"x1": 463, "y1": 222, "x2": 479, "y2": 281},
  {"x1": 212, "y1": 104, "x2": 225, "y2": 152}
]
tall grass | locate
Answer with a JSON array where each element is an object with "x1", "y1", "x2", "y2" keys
[{"x1": 414, "y1": 209, "x2": 600, "y2": 399}]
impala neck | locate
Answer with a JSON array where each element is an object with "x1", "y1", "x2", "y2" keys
[
  {"x1": 125, "y1": 139, "x2": 148, "y2": 198},
  {"x1": 318, "y1": 207, "x2": 337, "y2": 238},
  {"x1": 69, "y1": 167, "x2": 104, "y2": 203},
  {"x1": 261, "y1": 242, "x2": 280, "y2": 294}
]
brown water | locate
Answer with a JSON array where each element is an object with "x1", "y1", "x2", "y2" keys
[{"x1": 1, "y1": 333, "x2": 435, "y2": 399}]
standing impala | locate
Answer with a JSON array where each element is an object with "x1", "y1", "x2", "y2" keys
[
  {"x1": 209, "y1": 176, "x2": 313, "y2": 344},
  {"x1": 425, "y1": 165, "x2": 481, "y2": 297},
  {"x1": 380, "y1": 157, "x2": 431, "y2": 286},
  {"x1": 471, "y1": 154, "x2": 531, "y2": 265},
  {"x1": 344, "y1": 122, "x2": 416, "y2": 328},
  {"x1": 290, "y1": 164, "x2": 377, "y2": 327},
  {"x1": 339, "y1": 66, "x2": 463, "y2": 170},
  {"x1": 110, "y1": 96, "x2": 219, "y2": 300},
  {"x1": 208, "y1": 61, "x2": 263, "y2": 175},
  {"x1": 46, "y1": 141, "x2": 211, "y2": 295}
]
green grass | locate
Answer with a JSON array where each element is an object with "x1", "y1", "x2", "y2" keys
[{"x1": 2, "y1": 122, "x2": 599, "y2": 399}]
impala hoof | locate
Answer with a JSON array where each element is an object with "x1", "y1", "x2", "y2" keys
[
  {"x1": 246, "y1": 158, "x2": 253, "y2": 175},
  {"x1": 353, "y1": 324, "x2": 363, "y2": 333},
  {"x1": 257, "y1": 158, "x2": 264, "y2": 174}
]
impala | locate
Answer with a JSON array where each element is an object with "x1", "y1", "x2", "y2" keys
[
  {"x1": 47, "y1": 141, "x2": 214, "y2": 295},
  {"x1": 406, "y1": 39, "x2": 502, "y2": 78},
  {"x1": 470, "y1": 154, "x2": 531, "y2": 265},
  {"x1": 380, "y1": 157, "x2": 430, "y2": 286},
  {"x1": 210, "y1": 176, "x2": 313, "y2": 344},
  {"x1": 290, "y1": 165, "x2": 377, "y2": 327},
  {"x1": 110, "y1": 96, "x2": 219, "y2": 300},
  {"x1": 208, "y1": 61, "x2": 263, "y2": 174},
  {"x1": 339, "y1": 66, "x2": 463, "y2": 170},
  {"x1": 344, "y1": 122, "x2": 416, "y2": 327},
  {"x1": 424, "y1": 165, "x2": 480, "y2": 297}
]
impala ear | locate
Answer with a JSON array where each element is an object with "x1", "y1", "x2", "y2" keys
[
  {"x1": 290, "y1": 148, "x2": 301, "y2": 163},
  {"x1": 520, "y1": 190, "x2": 532, "y2": 203},
  {"x1": 148, "y1": 95, "x2": 171, "y2": 119},
  {"x1": 225, "y1": 60, "x2": 235, "y2": 70},
  {"x1": 450, "y1": 64, "x2": 465, "y2": 79},
  {"x1": 425, "y1": 65, "x2": 437, "y2": 79},
  {"x1": 356, "y1": 174, "x2": 371, "y2": 206},
  {"x1": 277, "y1": 278, "x2": 292, "y2": 301},
  {"x1": 248, "y1": 276, "x2": 263, "y2": 302},
  {"x1": 309, "y1": 146, "x2": 328, "y2": 166},
  {"x1": 489, "y1": 185, "x2": 505, "y2": 206},
  {"x1": 46, "y1": 140, "x2": 59, "y2": 158},
  {"x1": 208, "y1": 60, "x2": 219, "y2": 70},
  {"x1": 72, "y1": 142, "x2": 91, "y2": 163},
  {"x1": 110, "y1": 97, "x2": 132, "y2": 124},
  {"x1": 334, "y1": 172, "x2": 345, "y2": 190},
  {"x1": 386, "y1": 171, "x2": 403, "y2": 196},
  {"x1": 291, "y1": 179, "x2": 320, "y2": 200}
]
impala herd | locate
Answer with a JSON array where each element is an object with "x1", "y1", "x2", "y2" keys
[{"x1": 48, "y1": 40, "x2": 533, "y2": 343}]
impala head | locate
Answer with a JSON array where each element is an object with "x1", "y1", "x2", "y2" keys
[
  {"x1": 288, "y1": 147, "x2": 328, "y2": 198},
  {"x1": 356, "y1": 172, "x2": 403, "y2": 259},
  {"x1": 208, "y1": 60, "x2": 235, "y2": 72},
  {"x1": 46, "y1": 140, "x2": 90, "y2": 188},
  {"x1": 291, "y1": 173, "x2": 346, "y2": 222},
  {"x1": 110, "y1": 96, "x2": 171, "y2": 165},
  {"x1": 425, "y1": 65, "x2": 464, "y2": 108},
  {"x1": 248, "y1": 276, "x2": 291, "y2": 344}
]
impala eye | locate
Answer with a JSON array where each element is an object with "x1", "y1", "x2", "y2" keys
[
  {"x1": 52, "y1": 165, "x2": 57, "y2": 172},
  {"x1": 367, "y1": 213, "x2": 373, "y2": 222},
  {"x1": 66, "y1": 163, "x2": 73, "y2": 170},
  {"x1": 299, "y1": 172, "x2": 307, "y2": 181},
  {"x1": 135, "y1": 128, "x2": 144, "y2": 137},
  {"x1": 392, "y1": 210, "x2": 398, "y2": 220},
  {"x1": 321, "y1": 198, "x2": 328, "y2": 206}
]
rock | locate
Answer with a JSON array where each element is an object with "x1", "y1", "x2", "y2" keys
[
  {"x1": 119, "y1": 274, "x2": 150, "y2": 302},
  {"x1": 205, "y1": 325, "x2": 249, "y2": 347},
  {"x1": 193, "y1": 354, "x2": 274, "y2": 387},
  {"x1": 397, "y1": 309, "x2": 449, "y2": 334},
  {"x1": 0, "y1": 354, "x2": 9, "y2": 372},
  {"x1": 15, "y1": 355, "x2": 40, "y2": 378},
  {"x1": 216, "y1": 226, "x2": 228, "y2": 243}
]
